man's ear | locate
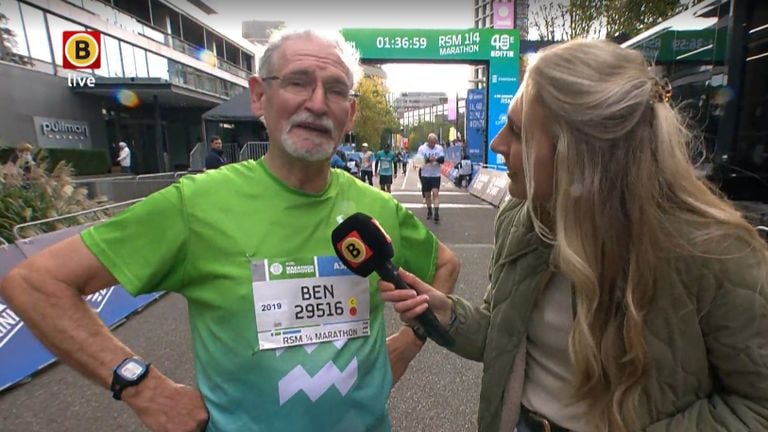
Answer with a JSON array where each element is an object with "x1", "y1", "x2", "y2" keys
[
  {"x1": 344, "y1": 98, "x2": 357, "y2": 133},
  {"x1": 249, "y1": 75, "x2": 266, "y2": 117}
]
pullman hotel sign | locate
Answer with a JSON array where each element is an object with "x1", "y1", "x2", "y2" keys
[{"x1": 33, "y1": 116, "x2": 92, "y2": 149}]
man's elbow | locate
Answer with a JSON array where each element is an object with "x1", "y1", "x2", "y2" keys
[
  {"x1": 0, "y1": 266, "x2": 32, "y2": 305},
  {"x1": 438, "y1": 245, "x2": 460, "y2": 278}
]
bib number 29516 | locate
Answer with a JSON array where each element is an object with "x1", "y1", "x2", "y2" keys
[{"x1": 294, "y1": 301, "x2": 344, "y2": 319}]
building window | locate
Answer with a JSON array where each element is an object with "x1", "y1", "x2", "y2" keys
[
  {"x1": 82, "y1": 0, "x2": 118, "y2": 27},
  {"x1": 120, "y1": 40, "x2": 137, "y2": 76},
  {"x1": 224, "y1": 40, "x2": 238, "y2": 65},
  {"x1": 47, "y1": 14, "x2": 84, "y2": 67},
  {"x1": 134, "y1": 46, "x2": 148, "y2": 77},
  {"x1": 0, "y1": 0, "x2": 30, "y2": 61},
  {"x1": 150, "y1": 0, "x2": 175, "y2": 34},
  {"x1": 146, "y1": 51, "x2": 169, "y2": 80},
  {"x1": 19, "y1": 3, "x2": 51, "y2": 64},
  {"x1": 180, "y1": 14, "x2": 205, "y2": 50},
  {"x1": 113, "y1": 0, "x2": 151, "y2": 24},
  {"x1": 104, "y1": 34, "x2": 123, "y2": 77}
]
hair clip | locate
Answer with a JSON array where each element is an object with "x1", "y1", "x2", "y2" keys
[{"x1": 651, "y1": 77, "x2": 672, "y2": 104}]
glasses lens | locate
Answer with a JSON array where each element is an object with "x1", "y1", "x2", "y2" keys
[{"x1": 279, "y1": 74, "x2": 351, "y2": 104}]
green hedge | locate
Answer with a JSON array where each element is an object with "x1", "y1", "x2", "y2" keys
[{"x1": 1, "y1": 147, "x2": 110, "y2": 176}]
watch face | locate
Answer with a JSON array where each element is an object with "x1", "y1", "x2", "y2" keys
[{"x1": 120, "y1": 361, "x2": 145, "y2": 380}]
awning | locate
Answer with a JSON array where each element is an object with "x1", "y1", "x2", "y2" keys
[
  {"x1": 202, "y1": 90, "x2": 260, "y2": 121},
  {"x1": 71, "y1": 77, "x2": 228, "y2": 109}
]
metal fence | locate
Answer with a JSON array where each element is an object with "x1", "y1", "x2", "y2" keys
[
  {"x1": 189, "y1": 143, "x2": 205, "y2": 171},
  {"x1": 191, "y1": 143, "x2": 241, "y2": 170},
  {"x1": 222, "y1": 143, "x2": 240, "y2": 164},
  {"x1": 13, "y1": 199, "x2": 144, "y2": 240},
  {"x1": 239, "y1": 142, "x2": 269, "y2": 162}
]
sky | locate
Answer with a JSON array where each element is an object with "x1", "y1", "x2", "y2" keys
[{"x1": 200, "y1": 0, "x2": 477, "y2": 96}]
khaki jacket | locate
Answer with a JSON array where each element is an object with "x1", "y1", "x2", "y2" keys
[{"x1": 447, "y1": 199, "x2": 768, "y2": 431}]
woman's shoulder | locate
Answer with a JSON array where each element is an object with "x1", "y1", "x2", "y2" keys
[
  {"x1": 495, "y1": 199, "x2": 530, "y2": 230},
  {"x1": 666, "y1": 232, "x2": 768, "y2": 305}
]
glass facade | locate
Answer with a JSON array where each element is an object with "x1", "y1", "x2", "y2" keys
[
  {"x1": 18, "y1": 3, "x2": 51, "y2": 64},
  {"x1": 0, "y1": 0, "x2": 29, "y2": 59},
  {"x1": 0, "y1": 0, "x2": 248, "y2": 98},
  {"x1": 625, "y1": 0, "x2": 768, "y2": 200},
  {"x1": 104, "y1": 34, "x2": 124, "y2": 77}
]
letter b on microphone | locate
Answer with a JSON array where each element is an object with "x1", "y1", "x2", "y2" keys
[{"x1": 338, "y1": 231, "x2": 372, "y2": 269}]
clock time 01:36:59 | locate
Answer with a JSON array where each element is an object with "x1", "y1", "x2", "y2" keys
[{"x1": 375, "y1": 36, "x2": 428, "y2": 49}]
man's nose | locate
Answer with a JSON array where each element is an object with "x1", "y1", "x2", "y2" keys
[{"x1": 304, "y1": 83, "x2": 329, "y2": 115}]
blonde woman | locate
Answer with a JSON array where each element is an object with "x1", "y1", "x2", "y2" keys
[{"x1": 382, "y1": 39, "x2": 768, "y2": 432}]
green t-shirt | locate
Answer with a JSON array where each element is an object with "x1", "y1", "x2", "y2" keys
[
  {"x1": 375, "y1": 151, "x2": 396, "y2": 176},
  {"x1": 81, "y1": 159, "x2": 438, "y2": 431}
]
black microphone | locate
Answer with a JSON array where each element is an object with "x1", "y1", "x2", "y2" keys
[{"x1": 331, "y1": 212, "x2": 455, "y2": 347}]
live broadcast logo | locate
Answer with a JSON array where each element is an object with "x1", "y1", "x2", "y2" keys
[
  {"x1": 62, "y1": 31, "x2": 101, "y2": 69},
  {"x1": 63, "y1": 30, "x2": 99, "y2": 88},
  {"x1": 67, "y1": 74, "x2": 96, "y2": 88}
]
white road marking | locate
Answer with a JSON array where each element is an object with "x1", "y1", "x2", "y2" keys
[
  {"x1": 392, "y1": 191, "x2": 469, "y2": 196},
  {"x1": 400, "y1": 203, "x2": 493, "y2": 209}
]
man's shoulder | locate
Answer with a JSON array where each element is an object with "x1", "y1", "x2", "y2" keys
[{"x1": 184, "y1": 160, "x2": 259, "y2": 191}]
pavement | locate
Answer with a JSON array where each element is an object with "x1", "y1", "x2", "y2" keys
[{"x1": 0, "y1": 166, "x2": 500, "y2": 432}]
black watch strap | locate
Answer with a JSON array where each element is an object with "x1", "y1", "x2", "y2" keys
[
  {"x1": 111, "y1": 357, "x2": 151, "y2": 401},
  {"x1": 407, "y1": 323, "x2": 428, "y2": 343}
]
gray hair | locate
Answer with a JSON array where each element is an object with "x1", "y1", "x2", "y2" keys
[{"x1": 258, "y1": 28, "x2": 363, "y2": 88}]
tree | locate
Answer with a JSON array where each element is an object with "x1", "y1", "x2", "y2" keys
[
  {"x1": 603, "y1": 0, "x2": 680, "y2": 40},
  {"x1": 0, "y1": 5, "x2": 33, "y2": 67},
  {"x1": 530, "y1": 0, "x2": 711, "y2": 42},
  {"x1": 406, "y1": 119, "x2": 456, "y2": 148},
  {"x1": 530, "y1": 1, "x2": 568, "y2": 41},
  {"x1": 352, "y1": 76, "x2": 399, "y2": 152},
  {"x1": 568, "y1": 0, "x2": 604, "y2": 39}
]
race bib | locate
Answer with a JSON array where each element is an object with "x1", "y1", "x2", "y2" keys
[
  {"x1": 251, "y1": 256, "x2": 370, "y2": 350},
  {"x1": 380, "y1": 160, "x2": 391, "y2": 169}
]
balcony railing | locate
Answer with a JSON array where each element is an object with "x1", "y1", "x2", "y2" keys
[{"x1": 73, "y1": 0, "x2": 254, "y2": 80}]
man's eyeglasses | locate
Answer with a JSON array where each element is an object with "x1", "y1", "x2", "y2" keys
[{"x1": 262, "y1": 73, "x2": 358, "y2": 104}]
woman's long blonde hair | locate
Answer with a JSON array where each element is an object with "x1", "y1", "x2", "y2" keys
[{"x1": 521, "y1": 39, "x2": 767, "y2": 431}]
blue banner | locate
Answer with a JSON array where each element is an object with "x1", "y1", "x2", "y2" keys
[
  {"x1": 0, "y1": 228, "x2": 164, "y2": 393},
  {"x1": 487, "y1": 54, "x2": 519, "y2": 170},
  {"x1": 485, "y1": 31, "x2": 520, "y2": 170},
  {"x1": 466, "y1": 89, "x2": 486, "y2": 165},
  {"x1": 0, "y1": 287, "x2": 162, "y2": 392}
]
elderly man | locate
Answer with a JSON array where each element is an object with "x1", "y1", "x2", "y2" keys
[
  {"x1": 117, "y1": 141, "x2": 131, "y2": 173},
  {"x1": 417, "y1": 133, "x2": 445, "y2": 222},
  {"x1": 0, "y1": 28, "x2": 458, "y2": 432}
]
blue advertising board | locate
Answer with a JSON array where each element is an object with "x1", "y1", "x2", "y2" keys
[
  {"x1": 0, "y1": 287, "x2": 162, "y2": 391},
  {"x1": 466, "y1": 88, "x2": 486, "y2": 164},
  {"x1": 0, "y1": 229, "x2": 163, "y2": 392},
  {"x1": 486, "y1": 34, "x2": 519, "y2": 170}
]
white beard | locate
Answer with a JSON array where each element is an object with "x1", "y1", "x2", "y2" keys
[{"x1": 280, "y1": 112, "x2": 338, "y2": 162}]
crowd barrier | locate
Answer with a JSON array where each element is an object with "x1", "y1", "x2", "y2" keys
[
  {"x1": 467, "y1": 167, "x2": 511, "y2": 207},
  {"x1": 74, "y1": 171, "x2": 190, "y2": 203},
  {"x1": 0, "y1": 203, "x2": 162, "y2": 392}
]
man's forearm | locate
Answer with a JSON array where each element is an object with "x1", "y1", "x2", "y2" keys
[{"x1": 1, "y1": 268, "x2": 134, "y2": 389}]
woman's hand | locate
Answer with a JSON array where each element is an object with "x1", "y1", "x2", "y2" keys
[{"x1": 378, "y1": 269, "x2": 453, "y2": 325}]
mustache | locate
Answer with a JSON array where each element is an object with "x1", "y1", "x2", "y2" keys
[{"x1": 287, "y1": 112, "x2": 335, "y2": 135}]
